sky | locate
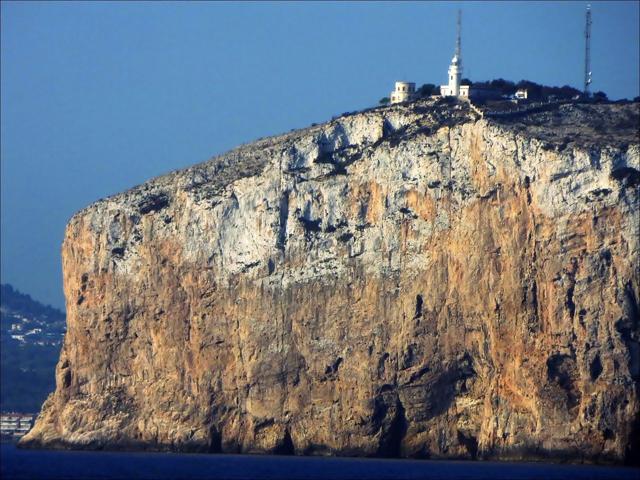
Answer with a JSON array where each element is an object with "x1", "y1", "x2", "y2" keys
[{"x1": 1, "y1": 1, "x2": 639, "y2": 310}]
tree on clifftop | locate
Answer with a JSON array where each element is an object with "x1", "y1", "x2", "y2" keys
[
  {"x1": 593, "y1": 91, "x2": 609, "y2": 101},
  {"x1": 416, "y1": 84, "x2": 438, "y2": 98}
]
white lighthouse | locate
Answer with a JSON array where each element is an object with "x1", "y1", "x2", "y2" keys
[{"x1": 440, "y1": 10, "x2": 469, "y2": 98}]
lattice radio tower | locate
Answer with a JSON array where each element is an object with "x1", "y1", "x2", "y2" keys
[
  {"x1": 584, "y1": 5, "x2": 592, "y2": 96},
  {"x1": 456, "y1": 9, "x2": 462, "y2": 59}
]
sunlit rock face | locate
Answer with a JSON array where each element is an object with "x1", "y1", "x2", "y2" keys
[{"x1": 21, "y1": 100, "x2": 640, "y2": 464}]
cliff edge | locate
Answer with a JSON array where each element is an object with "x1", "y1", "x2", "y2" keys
[{"x1": 21, "y1": 99, "x2": 640, "y2": 463}]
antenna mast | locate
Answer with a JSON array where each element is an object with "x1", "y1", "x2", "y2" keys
[
  {"x1": 584, "y1": 4, "x2": 592, "y2": 95},
  {"x1": 456, "y1": 10, "x2": 462, "y2": 59}
]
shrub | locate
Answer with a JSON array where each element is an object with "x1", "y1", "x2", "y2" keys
[
  {"x1": 593, "y1": 91, "x2": 608, "y2": 101},
  {"x1": 417, "y1": 83, "x2": 438, "y2": 98}
]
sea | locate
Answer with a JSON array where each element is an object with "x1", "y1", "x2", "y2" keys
[{"x1": 1, "y1": 443, "x2": 638, "y2": 480}]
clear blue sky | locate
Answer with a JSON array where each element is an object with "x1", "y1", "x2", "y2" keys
[{"x1": 1, "y1": 1, "x2": 639, "y2": 309}]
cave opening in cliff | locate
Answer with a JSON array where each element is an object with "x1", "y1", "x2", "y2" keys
[{"x1": 414, "y1": 294, "x2": 424, "y2": 319}]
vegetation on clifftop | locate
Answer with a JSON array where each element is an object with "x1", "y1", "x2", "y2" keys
[{"x1": 413, "y1": 78, "x2": 616, "y2": 102}]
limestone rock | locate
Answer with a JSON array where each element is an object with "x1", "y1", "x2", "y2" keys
[{"x1": 21, "y1": 99, "x2": 640, "y2": 464}]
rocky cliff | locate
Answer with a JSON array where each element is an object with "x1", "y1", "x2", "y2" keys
[{"x1": 21, "y1": 99, "x2": 640, "y2": 464}]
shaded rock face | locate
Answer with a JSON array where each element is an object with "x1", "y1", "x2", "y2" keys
[{"x1": 22, "y1": 100, "x2": 640, "y2": 464}]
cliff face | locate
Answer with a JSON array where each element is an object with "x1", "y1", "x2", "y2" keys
[{"x1": 22, "y1": 100, "x2": 640, "y2": 463}]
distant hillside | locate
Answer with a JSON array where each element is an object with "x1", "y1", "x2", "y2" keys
[{"x1": 1, "y1": 284, "x2": 65, "y2": 412}]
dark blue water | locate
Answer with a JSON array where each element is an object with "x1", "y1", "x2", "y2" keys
[{"x1": 1, "y1": 443, "x2": 638, "y2": 480}]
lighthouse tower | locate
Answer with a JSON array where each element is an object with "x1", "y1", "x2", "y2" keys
[{"x1": 440, "y1": 11, "x2": 466, "y2": 97}]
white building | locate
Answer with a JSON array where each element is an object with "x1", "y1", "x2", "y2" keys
[
  {"x1": 0, "y1": 413, "x2": 34, "y2": 438},
  {"x1": 390, "y1": 81, "x2": 416, "y2": 104},
  {"x1": 515, "y1": 89, "x2": 528, "y2": 99},
  {"x1": 440, "y1": 48, "x2": 467, "y2": 97}
]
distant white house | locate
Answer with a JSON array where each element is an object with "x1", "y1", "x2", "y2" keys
[
  {"x1": 515, "y1": 89, "x2": 528, "y2": 99},
  {"x1": 0, "y1": 413, "x2": 34, "y2": 438},
  {"x1": 390, "y1": 81, "x2": 416, "y2": 104}
]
